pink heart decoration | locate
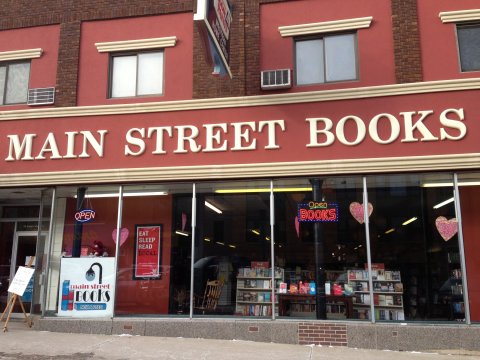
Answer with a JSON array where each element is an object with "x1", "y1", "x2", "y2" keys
[
  {"x1": 112, "y1": 228, "x2": 129, "y2": 246},
  {"x1": 435, "y1": 216, "x2": 458, "y2": 241},
  {"x1": 349, "y1": 202, "x2": 373, "y2": 224}
]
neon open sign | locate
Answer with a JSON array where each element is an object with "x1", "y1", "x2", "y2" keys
[
  {"x1": 298, "y1": 202, "x2": 339, "y2": 222},
  {"x1": 75, "y1": 209, "x2": 96, "y2": 223}
]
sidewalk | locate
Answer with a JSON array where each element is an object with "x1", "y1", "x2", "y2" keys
[{"x1": 1, "y1": 320, "x2": 480, "y2": 360}]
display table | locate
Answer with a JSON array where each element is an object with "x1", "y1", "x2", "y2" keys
[{"x1": 278, "y1": 293, "x2": 353, "y2": 318}]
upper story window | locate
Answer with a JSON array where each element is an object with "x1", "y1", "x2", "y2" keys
[
  {"x1": 456, "y1": 23, "x2": 480, "y2": 72},
  {"x1": 0, "y1": 61, "x2": 31, "y2": 105},
  {"x1": 278, "y1": 17, "x2": 372, "y2": 87},
  {"x1": 110, "y1": 51, "x2": 164, "y2": 98},
  {"x1": 295, "y1": 33, "x2": 357, "y2": 85}
]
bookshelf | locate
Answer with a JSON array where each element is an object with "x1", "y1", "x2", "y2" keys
[
  {"x1": 448, "y1": 252, "x2": 465, "y2": 320},
  {"x1": 235, "y1": 266, "x2": 284, "y2": 316},
  {"x1": 347, "y1": 268, "x2": 405, "y2": 321}
]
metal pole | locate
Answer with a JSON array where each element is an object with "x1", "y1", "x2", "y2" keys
[
  {"x1": 72, "y1": 187, "x2": 86, "y2": 257},
  {"x1": 112, "y1": 185, "x2": 124, "y2": 317},
  {"x1": 41, "y1": 187, "x2": 56, "y2": 317},
  {"x1": 189, "y1": 183, "x2": 197, "y2": 319},
  {"x1": 363, "y1": 177, "x2": 375, "y2": 323},
  {"x1": 453, "y1": 173, "x2": 471, "y2": 324},
  {"x1": 270, "y1": 181, "x2": 276, "y2": 320},
  {"x1": 311, "y1": 178, "x2": 326, "y2": 319}
]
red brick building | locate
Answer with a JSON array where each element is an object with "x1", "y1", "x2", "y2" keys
[{"x1": 1, "y1": 0, "x2": 480, "y2": 351}]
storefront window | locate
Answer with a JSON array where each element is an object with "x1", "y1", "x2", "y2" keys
[
  {"x1": 48, "y1": 185, "x2": 120, "y2": 317},
  {"x1": 115, "y1": 184, "x2": 192, "y2": 315},
  {"x1": 367, "y1": 173, "x2": 462, "y2": 322},
  {"x1": 458, "y1": 173, "x2": 480, "y2": 323},
  {"x1": 273, "y1": 177, "x2": 367, "y2": 320},
  {"x1": 193, "y1": 180, "x2": 272, "y2": 317}
]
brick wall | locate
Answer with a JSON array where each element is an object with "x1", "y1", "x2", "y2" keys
[
  {"x1": 298, "y1": 322, "x2": 348, "y2": 346},
  {"x1": 391, "y1": 0, "x2": 423, "y2": 83}
]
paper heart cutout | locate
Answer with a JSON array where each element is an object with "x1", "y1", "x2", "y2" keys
[
  {"x1": 112, "y1": 228, "x2": 129, "y2": 246},
  {"x1": 435, "y1": 216, "x2": 458, "y2": 241},
  {"x1": 349, "y1": 202, "x2": 373, "y2": 224}
]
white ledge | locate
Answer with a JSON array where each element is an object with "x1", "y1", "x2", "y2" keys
[
  {"x1": 1, "y1": 77, "x2": 480, "y2": 121},
  {"x1": 439, "y1": 9, "x2": 480, "y2": 23},
  {"x1": 95, "y1": 36, "x2": 177, "y2": 52},
  {"x1": 0, "y1": 48, "x2": 43, "y2": 62},
  {"x1": 278, "y1": 17, "x2": 373, "y2": 37}
]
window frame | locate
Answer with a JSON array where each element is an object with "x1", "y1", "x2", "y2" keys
[
  {"x1": 294, "y1": 32, "x2": 359, "y2": 86},
  {"x1": 455, "y1": 22, "x2": 480, "y2": 73},
  {"x1": 0, "y1": 59, "x2": 31, "y2": 106},
  {"x1": 108, "y1": 49, "x2": 165, "y2": 99}
]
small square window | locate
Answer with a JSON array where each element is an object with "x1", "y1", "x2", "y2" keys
[
  {"x1": 295, "y1": 33, "x2": 357, "y2": 86},
  {"x1": 457, "y1": 24, "x2": 480, "y2": 72},
  {"x1": 110, "y1": 51, "x2": 164, "y2": 98},
  {"x1": 0, "y1": 61, "x2": 30, "y2": 105}
]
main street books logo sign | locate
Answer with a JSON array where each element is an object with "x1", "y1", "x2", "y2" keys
[
  {"x1": 134, "y1": 224, "x2": 162, "y2": 279},
  {"x1": 57, "y1": 257, "x2": 115, "y2": 317}
]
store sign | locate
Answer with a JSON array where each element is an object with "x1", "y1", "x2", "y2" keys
[
  {"x1": 194, "y1": 0, "x2": 233, "y2": 77},
  {"x1": 134, "y1": 224, "x2": 162, "y2": 279},
  {"x1": 74, "y1": 209, "x2": 96, "y2": 223},
  {"x1": 298, "y1": 202, "x2": 339, "y2": 222},
  {"x1": 58, "y1": 257, "x2": 115, "y2": 317}
]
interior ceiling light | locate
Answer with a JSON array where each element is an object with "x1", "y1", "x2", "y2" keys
[
  {"x1": 402, "y1": 217, "x2": 418, "y2": 226},
  {"x1": 215, "y1": 187, "x2": 312, "y2": 194},
  {"x1": 76, "y1": 191, "x2": 167, "y2": 198},
  {"x1": 433, "y1": 197, "x2": 454, "y2": 209},
  {"x1": 422, "y1": 181, "x2": 480, "y2": 187},
  {"x1": 385, "y1": 228, "x2": 395, "y2": 234},
  {"x1": 205, "y1": 201, "x2": 223, "y2": 214},
  {"x1": 251, "y1": 229, "x2": 260, "y2": 235},
  {"x1": 175, "y1": 230, "x2": 189, "y2": 237}
]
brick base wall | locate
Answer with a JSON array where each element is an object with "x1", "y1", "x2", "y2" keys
[{"x1": 298, "y1": 322, "x2": 347, "y2": 346}]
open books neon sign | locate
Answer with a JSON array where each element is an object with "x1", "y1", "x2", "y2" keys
[{"x1": 298, "y1": 202, "x2": 339, "y2": 222}]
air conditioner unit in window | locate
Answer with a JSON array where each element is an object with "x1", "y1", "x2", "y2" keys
[
  {"x1": 27, "y1": 87, "x2": 55, "y2": 105},
  {"x1": 261, "y1": 69, "x2": 292, "y2": 90}
]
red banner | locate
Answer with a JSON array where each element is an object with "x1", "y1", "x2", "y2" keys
[{"x1": 134, "y1": 225, "x2": 162, "y2": 279}]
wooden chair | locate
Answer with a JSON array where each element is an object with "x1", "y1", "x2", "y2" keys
[{"x1": 194, "y1": 279, "x2": 224, "y2": 314}]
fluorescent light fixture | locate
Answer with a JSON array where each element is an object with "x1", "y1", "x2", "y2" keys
[
  {"x1": 402, "y1": 217, "x2": 418, "y2": 226},
  {"x1": 265, "y1": 236, "x2": 271, "y2": 241},
  {"x1": 215, "y1": 187, "x2": 312, "y2": 194},
  {"x1": 228, "y1": 244, "x2": 236, "y2": 248},
  {"x1": 385, "y1": 228, "x2": 395, "y2": 234},
  {"x1": 216, "y1": 242, "x2": 224, "y2": 246},
  {"x1": 251, "y1": 229, "x2": 260, "y2": 235},
  {"x1": 205, "y1": 201, "x2": 223, "y2": 214},
  {"x1": 175, "y1": 230, "x2": 189, "y2": 237},
  {"x1": 433, "y1": 197, "x2": 454, "y2": 209},
  {"x1": 76, "y1": 191, "x2": 167, "y2": 198},
  {"x1": 422, "y1": 181, "x2": 480, "y2": 188},
  {"x1": 204, "y1": 237, "x2": 211, "y2": 242}
]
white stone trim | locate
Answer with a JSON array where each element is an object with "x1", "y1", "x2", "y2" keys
[
  {"x1": 95, "y1": 36, "x2": 177, "y2": 53},
  {"x1": 1, "y1": 77, "x2": 480, "y2": 121},
  {"x1": 0, "y1": 153, "x2": 478, "y2": 187},
  {"x1": 278, "y1": 17, "x2": 373, "y2": 37},
  {"x1": 0, "y1": 48, "x2": 43, "y2": 62},
  {"x1": 439, "y1": 9, "x2": 480, "y2": 23}
]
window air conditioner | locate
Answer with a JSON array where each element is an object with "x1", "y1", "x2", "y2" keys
[
  {"x1": 260, "y1": 69, "x2": 292, "y2": 90},
  {"x1": 27, "y1": 87, "x2": 55, "y2": 105}
]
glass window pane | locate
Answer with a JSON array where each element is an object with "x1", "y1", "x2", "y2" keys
[
  {"x1": 137, "y1": 52, "x2": 163, "y2": 95},
  {"x1": 296, "y1": 39, "x2": 324, "y2": 85},
  {"x1": 367, "y1": 173, "x2": 463, "y2": 322},
  {"x1": 325, "y1": 34, "x2": 357, "y2": 82},
  {"x1": 5, "y1": 62, "x2": 30, "y2": 104},
  {"x1": 457, "y1": 26, "x2": 480, "y2": 72},
  {"x1": 111, "y1": 56, "x2": 137, "y2": 98},
  {"x1": 274, "y1": 177, "x2": 367, "y2": 320},
  {"x1": 0, "y1": 66, "x2": 6, "y2": 105},
  {"x1": 115, "y1": 183, "x2": 192, "y2": 315},
  {"x1": 194, "y1": 180, "x2": 273, "y2": 317}
]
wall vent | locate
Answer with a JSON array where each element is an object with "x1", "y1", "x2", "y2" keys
[
  {"x1": 261, "y1": 69, "x2": 291, "y2": 90},
  {"x1": 27, "y1": 87, "x2": 55, "y2": 105}
]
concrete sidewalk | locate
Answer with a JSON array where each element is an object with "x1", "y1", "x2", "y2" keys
[{"x1": 1, "y1": 320, "x2": 480, "y2": 360}]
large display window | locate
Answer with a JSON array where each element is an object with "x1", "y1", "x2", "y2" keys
[
  {"x1": 366, "y1": 173, "x2": 463, "y2": 321},
  {"x1": 114, "y1": 184, "x2": 192, "y2": 315}
]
